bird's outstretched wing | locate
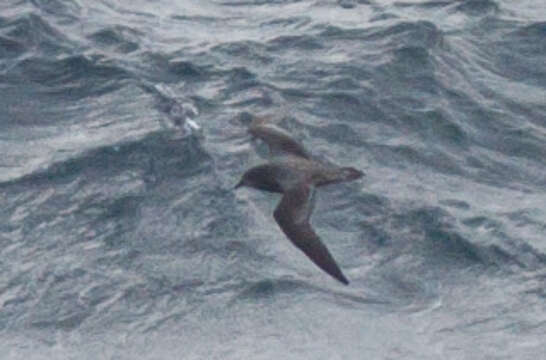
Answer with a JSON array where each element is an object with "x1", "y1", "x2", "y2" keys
[
  {"x1": 273, "y1": 183, "x2": 349, "y2": 285},
  {"x1": 249, "y1": 117, "x2": 310, "y2": 159}
]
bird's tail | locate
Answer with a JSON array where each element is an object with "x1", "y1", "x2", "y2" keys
[
  {"x1": 318, "y1": 166, "x2": 364, "y2": 187},
  {"x1": 339, "y1": 167, "x2": 364, "y2": 182}
]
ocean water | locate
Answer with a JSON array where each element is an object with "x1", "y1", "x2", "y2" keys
[{"x1": 1, "y1": 0, "x2": 545, "y2": 358}]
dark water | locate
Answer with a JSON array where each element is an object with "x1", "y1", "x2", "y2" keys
[{"x1": 1, "y1": 0, "x2": 545, "y2": 358}]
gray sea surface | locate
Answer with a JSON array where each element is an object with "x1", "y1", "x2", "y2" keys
[{"x1": 1, "y1": 0, "x2": 545, "y2": 359}]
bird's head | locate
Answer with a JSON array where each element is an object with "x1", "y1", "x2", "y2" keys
[
  {"x1": 234, "y1": 167, "x2": 264, "y2": 190},
  {"x1": 234, "y1": 173, "x2": 251, "y2": 190},
  {"x1": 234, "y1": 166, "x2": 283, "y2": 193}
]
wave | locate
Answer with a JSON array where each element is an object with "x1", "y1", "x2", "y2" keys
[
  {"x1": 361, "y1": 204, "x2": 546, "y2": 272},
  {"x1": 87, "y1": 25, "x2": 142, "y2": 55},
  {"x1": 7, "y1": 55, "x2": 130, "y2": 97},
  {"x1": 0, "y1": 12, "x2": 74, "y2": 58},
  {"x1": 0, "y1": 130, "x2": 210, "y2": 189}
]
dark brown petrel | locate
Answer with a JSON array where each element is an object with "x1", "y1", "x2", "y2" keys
[{"x1": 235, "y1": 116, "x2": 363, "y2": 285}]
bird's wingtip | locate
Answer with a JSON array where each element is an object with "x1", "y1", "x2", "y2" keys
[{"x1": 334, "y1": 271, "x2": 350, "y2": 285}]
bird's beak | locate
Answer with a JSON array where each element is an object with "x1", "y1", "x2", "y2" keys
[{"x1": 234, "y1": 179, "x2": 244, "y2": 190}]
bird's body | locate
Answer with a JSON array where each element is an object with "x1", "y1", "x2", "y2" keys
[
  {"x1": 244, "y1": 157, "x2": 360, "y2": 193},
  {"x1": 235, "y1": 116, "x2": 363, "y2": 285}
]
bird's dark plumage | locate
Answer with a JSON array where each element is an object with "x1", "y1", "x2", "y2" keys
[
  {"x1": 248, "y1": 118, "x2": 311, "y2": 159},
  {"x1": 236, "y1": 115, "x2": 363, "y2": 285},
  {"x1": 274, "y1": 183, "x2": 349, "y2": 285}
]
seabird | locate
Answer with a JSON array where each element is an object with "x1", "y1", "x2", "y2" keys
[{"x1": 235, "y1": 116, "x2": 363, "y2": 285}]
